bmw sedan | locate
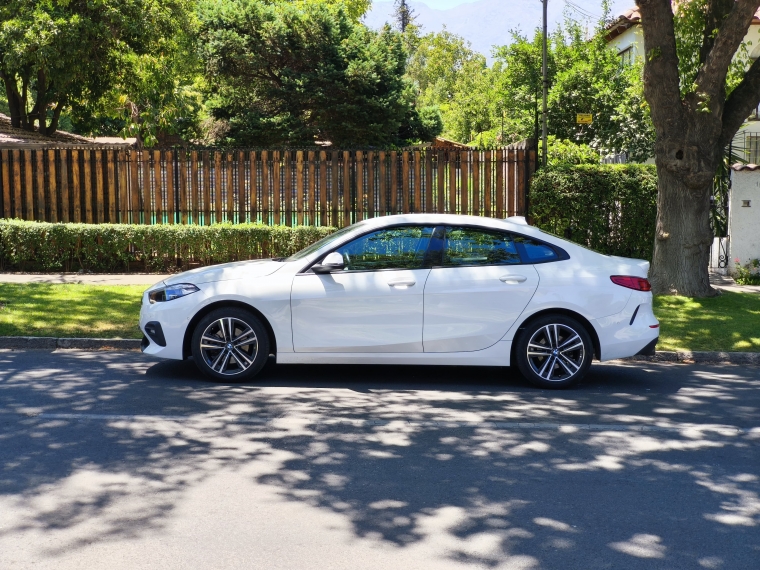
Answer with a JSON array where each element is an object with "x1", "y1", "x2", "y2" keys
[{"x1": 139, "y1": 214, "x2": 659, "y2": 388}]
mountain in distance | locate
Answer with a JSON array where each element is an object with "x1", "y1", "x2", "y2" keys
[{"x1": 364, "y1": 0, "x2": 632, "y2": 60}]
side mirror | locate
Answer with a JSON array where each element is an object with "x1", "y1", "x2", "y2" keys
[{"x1": 312, "y1": 251, "x2": 345, "y2": 274}]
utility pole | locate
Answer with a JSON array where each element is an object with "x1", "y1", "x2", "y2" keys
[{"x1": 541, "y1": 0, "x2": 548, "y2": 167}]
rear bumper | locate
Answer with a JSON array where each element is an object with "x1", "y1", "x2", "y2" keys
[
  {"x1": 593, "y1": 292, "x2": 660, "y2": 361},
  {"x1": 635, "y1": 337, "x2": 659, "y2": 357}
]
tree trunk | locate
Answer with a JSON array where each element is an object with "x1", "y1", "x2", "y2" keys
[{"x1": 649, "y1": 165, "x2": 715, "y2": 296}]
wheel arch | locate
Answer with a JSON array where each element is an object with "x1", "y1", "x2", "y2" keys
[
  {"x1": 511, "y1": 308, "x2": 601, "y2": 362},
  {"x1": 182, "y1": 300, "x2": 278, "y2": 360}
]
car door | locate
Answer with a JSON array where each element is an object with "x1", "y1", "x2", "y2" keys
[
  {"x1": 423, "y1": 226, "x2": 540, "y2": 352},
  {"x1": 291, "y1": 225, "x2": 435, "y2": 353}
]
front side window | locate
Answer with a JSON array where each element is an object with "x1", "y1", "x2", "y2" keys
[
  {"x1": 333, "y1": 226, "x2": 435, "y2": 271},
  {"x1": 443, "y1": 227, "x2": 521, "y2": 267}
]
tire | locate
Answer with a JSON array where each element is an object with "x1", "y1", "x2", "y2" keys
[
  {"x1": 190, "y1": 308, "x2": 270, "y2": 382},
  {"x1": 514, "y1": 314, "x2": 593, "y2": 389}
]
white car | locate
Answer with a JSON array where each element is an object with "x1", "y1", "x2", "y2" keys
[{"x1": 139, "y1": 214, "x2": 659, "y2": 388}]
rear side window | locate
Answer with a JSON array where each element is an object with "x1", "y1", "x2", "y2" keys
[
  {"x1": 443, "y1": 227, "x2": 521, "y2": 267},
  {"x1": 514, "y1": 235, "x2": 559, "y2": 263}
]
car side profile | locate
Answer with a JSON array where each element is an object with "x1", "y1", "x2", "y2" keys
[{"x1": 139, "y1": 214, "x2": 659, "y2": 388}]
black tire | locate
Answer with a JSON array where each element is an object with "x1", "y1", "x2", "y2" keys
[
  {"x1": 190, "y1": 308, "x2": 270, "y2": 382},
  {"x1": 514, "y1": 314, "x2": 593, "y2": 389}
]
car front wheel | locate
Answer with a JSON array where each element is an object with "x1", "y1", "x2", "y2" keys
[
  {"x1": 514, "y1": 315, "x2": 593, "y2": 389},
  {"x1": 190, "y1": 308, "x2": 270, "y2": 382}
]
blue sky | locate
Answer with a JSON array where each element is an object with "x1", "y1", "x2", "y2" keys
[{"x1": 375, "y1": 0, "x2": 634, "y2": 18}]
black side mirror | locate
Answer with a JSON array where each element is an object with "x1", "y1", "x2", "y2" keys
[{"x1": 312, "y1": 252, "x2": 345, "y2": 274}]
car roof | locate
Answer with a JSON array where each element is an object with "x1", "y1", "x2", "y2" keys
[{"x1": 355, "y1": 213, "x2": 539, "y2": 234}]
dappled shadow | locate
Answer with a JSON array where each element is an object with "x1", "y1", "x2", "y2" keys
[{"x1": 1, "y1": 350, "x2": 759, "y2": 568}]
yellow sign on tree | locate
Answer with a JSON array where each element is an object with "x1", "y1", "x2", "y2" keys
[{"x1": 576, "y1": 113, "x2": 593, "y2": 124}]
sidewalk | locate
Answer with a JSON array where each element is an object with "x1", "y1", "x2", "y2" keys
[
  {"x1": 0, "y1": 273, "x2": 169, "y2": 286},
  {"x1": 709, "y1": 272, "x2": 760, "y2": 294}
]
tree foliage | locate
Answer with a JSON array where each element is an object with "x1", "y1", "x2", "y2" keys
[
  {"x1": 198, "y1": 0, "x2": 427, "y2": 147},
  {"x1": 0, "y1": 0, "x2": 192, "y2": 136}
]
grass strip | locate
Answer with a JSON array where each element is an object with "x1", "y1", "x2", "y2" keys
[
  {"x1": 1, "y1": 284, "x2": 758, "y2": 353},
  {"x1": 653, "y1": 291, "x2": 760, "y2": 352},
  {"x1": 0, "y1": 283, "x2": 144, "y2": 339}
]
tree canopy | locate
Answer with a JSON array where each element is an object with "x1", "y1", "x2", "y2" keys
[
  {"x1": 0, "y1": 0, "x2": 193, "y2": 136},
  {"x1": 198, "y1": 0, "x2": 425, "y2": 147}
]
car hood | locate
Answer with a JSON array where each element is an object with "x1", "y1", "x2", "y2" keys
[{"x1": 163, "y1": 259, "x2": 285, "y2": 286}]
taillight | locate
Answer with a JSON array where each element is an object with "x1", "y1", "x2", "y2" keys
[{"x1": 610, "y1": 275, "x2": 652, "y2": 291}]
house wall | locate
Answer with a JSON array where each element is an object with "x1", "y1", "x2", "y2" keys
[
  {"x1": 728, "y1": 169, "x2": 760, "y2": 272},
  {"x1": 608, "y1": 26, "x2": 643, "y2": 61}
]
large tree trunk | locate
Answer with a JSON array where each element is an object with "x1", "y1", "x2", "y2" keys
[{"x1": 650, "y1": 165, "x2": 715, "y2": 296}]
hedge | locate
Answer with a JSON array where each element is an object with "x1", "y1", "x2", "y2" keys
[
  {"x1": 529, "y1": 164, "x2": 658, "y2": 261},
  {"x1": 0, "y1": 220, "x2": 336, "y2": 272}
]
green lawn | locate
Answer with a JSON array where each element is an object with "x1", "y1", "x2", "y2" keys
[
  {"x1": 654, "y1": 291, "x2": 760, "y2": 352},
  {"x1": 0, "y1": 283, "x2": 144, "y2": 339},
  {"x1": 1, "y1": 283, "x2": 759, "y2": 352}
]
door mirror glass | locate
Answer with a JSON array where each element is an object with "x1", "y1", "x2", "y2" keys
[{"x1": 312, "y1": 251, "x2": 345, "y2": 274}]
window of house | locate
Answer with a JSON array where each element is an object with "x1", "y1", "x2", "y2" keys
[
  {"x1": 747, "y1": 134, "x2": 760, "y2": 164},
  {"x1": 619, "y1": 46, "x2": 634, "y2": 66}
]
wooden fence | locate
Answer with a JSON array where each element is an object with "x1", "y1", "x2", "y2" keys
[{"x1": 0, "y1": 145, "x2": 536, "y2": 227}]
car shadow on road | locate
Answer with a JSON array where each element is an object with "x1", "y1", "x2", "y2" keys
[{"x1": 1, "y1": 350, "x2": 758, "y2": 568}]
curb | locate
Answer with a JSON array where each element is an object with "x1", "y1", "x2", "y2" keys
[
  {"x1": 0, "y1": 337, "x2": 141, "y2": 351},
  {"x1": 624, "y1": 351, "x2": 760, "y2": 365},
  {"x1": 0, "y1": 338, "x2": 758, "y2": 364}
]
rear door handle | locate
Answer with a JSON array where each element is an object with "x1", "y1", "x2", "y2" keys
[
  {"x1": 388, "y1": 280, "x2": 416, "y2": 287},
  {"x1": 500, "y1": 275, "x2": 528, "y2": 284}
]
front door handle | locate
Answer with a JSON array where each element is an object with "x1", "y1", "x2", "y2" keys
[
  {"x1": 500, "y1": 275, "x2": 528, "y2": 284},
  {"x1": 388, "y1": 280, "x2": 416, "y2": 287}
]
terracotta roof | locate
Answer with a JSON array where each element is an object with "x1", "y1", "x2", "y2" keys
[
  {"x1": 606, "y1": 5, "x2": 760, "y2": 41},
  {"x1": 731, "y1": 163, "x2": 760, "y2": 171},
  {"x1": 0, "y1": 112, "x2": 92, "y2": 146}
]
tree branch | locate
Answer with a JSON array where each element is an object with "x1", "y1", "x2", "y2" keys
[
  {"x1": 635, "y1": 0, "x2": 685, "y2": 133},
  {"x1": 699, "y1": 0, "x2": 735, "y2": 65},
  {"x1": 720, "y1": 56, "x2": 760, "y2": 146},
  {"x1": 695, "y1": 0, "x2": 760, "y2": 98}
]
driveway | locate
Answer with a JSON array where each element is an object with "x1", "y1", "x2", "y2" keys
[{"x1": 1, "y1": 350, "x2": 758, "y2": 569}]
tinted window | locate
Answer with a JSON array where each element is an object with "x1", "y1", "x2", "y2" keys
[
  {"x1": 443, "y1": 227, "x2": 521, "y2": 267},
  {"x1": 514, "y1": 235, "x2": 559, "y2": 263},
  {"x1": 333, "y1": 226, "x2": 435, "y2": 271}
]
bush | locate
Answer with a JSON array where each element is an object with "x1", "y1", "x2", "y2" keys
[
  {"x1": 529, "y1": 164, "x2": 657, "y2": 261},
  {"x1": 0, "y1": 220, "x2": 336, "y2": 272},
  {"x1": 546, "y1": 137, "x2": 599, "y2": 167},
  {"x1": 734, "y1": 258, "x2": 760, "y2": 285}
]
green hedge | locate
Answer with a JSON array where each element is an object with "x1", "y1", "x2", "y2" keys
[
  {"x1": 0, "y1": 220, "x2": 336, "y2": 272},
  {"x1": 529, "y1": 164, "x2": 658, "y2": 261}
]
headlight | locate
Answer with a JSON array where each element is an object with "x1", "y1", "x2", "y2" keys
[{"x1": 148, "y1": 283, "x2": 200, "y2": 304}]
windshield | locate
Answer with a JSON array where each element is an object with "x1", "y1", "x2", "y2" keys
[{"x1": 285, "y1": 222, "x2": 366, "y2": 261}]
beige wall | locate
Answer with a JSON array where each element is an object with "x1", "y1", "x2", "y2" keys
[{"x1": 728, "y1": 170, "x2": 760, "y2": 272}]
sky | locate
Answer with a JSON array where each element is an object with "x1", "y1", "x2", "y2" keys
[{"x1": 373, "y1": 0, "x2": 634, "y2": 18}]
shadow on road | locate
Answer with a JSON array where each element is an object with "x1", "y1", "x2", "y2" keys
[{"x1": 0, "y1": 350, "x2": 758, "y2": 568}]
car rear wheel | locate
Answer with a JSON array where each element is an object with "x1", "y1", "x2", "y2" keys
[
  {"x1": 191, "y1": 308, "x2": 270, "y2": 382},
  {"x1": 514, "y1": 315, "x2": 593, "y2": 389}
]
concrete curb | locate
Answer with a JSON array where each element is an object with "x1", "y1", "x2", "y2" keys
[
  {"x1": 624, "y1": 351, "x2": 760, "y2": 365},
  {"x1": 0, "y1": 338, "x2": 757, "y2": 363},
  {"x1": 0, "y1": 337, "x2": 141, "y2": 351}
]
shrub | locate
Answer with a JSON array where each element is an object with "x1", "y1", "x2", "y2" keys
[
  {"x1": 733, "y1": 258, "x2": 760, "y2": 285},
  {"x1": 0, "y1": 220, "x2": 336, "y2": 272},
  {"x1": 529, "y1": 164, "x2": 658, "y2": 261}
]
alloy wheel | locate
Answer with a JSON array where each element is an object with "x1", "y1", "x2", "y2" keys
[
  {"x1": 199, "y1": 317, "x2": 258, "y2": 376},
  {"x1": 526, "y1": 323, "x2": 585, "y2": 382}
]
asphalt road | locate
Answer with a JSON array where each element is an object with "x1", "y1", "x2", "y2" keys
[{"x1": 1, "y1": 350, "x2": 759, "y2": 569}]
